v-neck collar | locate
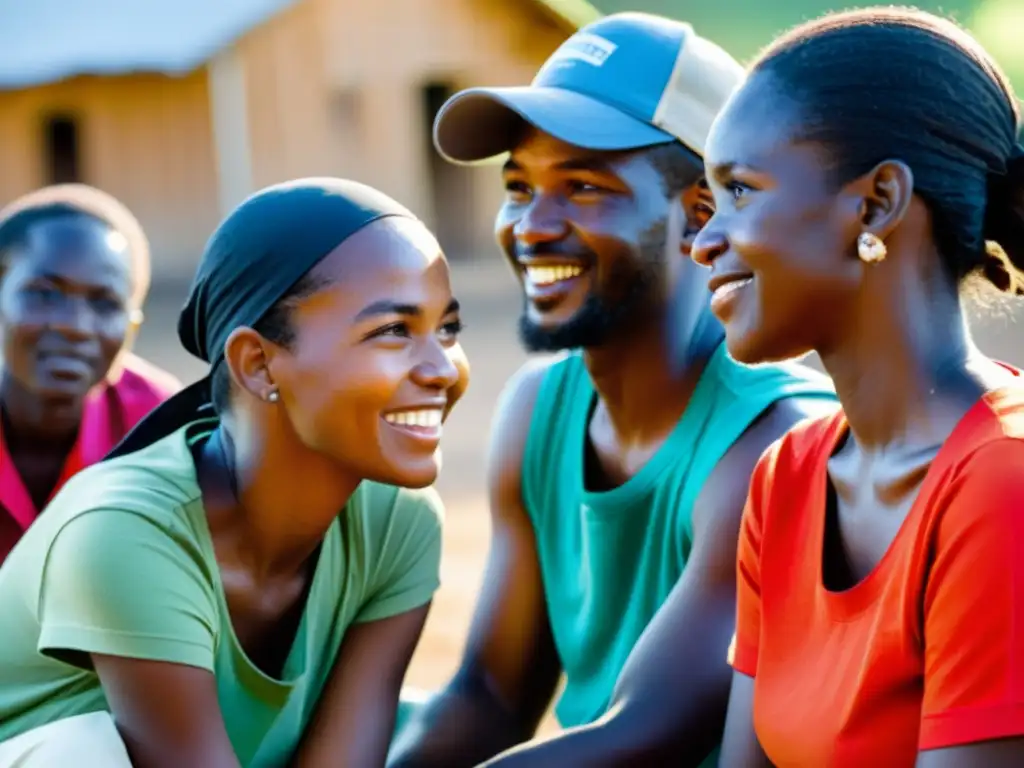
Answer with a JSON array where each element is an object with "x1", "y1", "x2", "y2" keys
[{"x1": 0, "y1": 384, "x2": 117, "y2": 532}]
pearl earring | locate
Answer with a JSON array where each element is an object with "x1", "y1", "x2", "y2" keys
[
  {"x1": 857, "y1": 232, "x2": 887, "y2": 264},
  {"x1": 266, "y1": 390, "x2": 279, "y2": 403}
]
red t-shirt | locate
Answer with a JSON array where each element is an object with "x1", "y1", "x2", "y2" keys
[
  {"x1": 0, "y1": 353, "x2": 179, "y2": 562},
  {"x1": 732, "y1": 385, "x2": 1024, "y2": 766}
]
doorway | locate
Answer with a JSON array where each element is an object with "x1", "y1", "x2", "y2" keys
[
  {"x1": 421, "y1": 81, "x2": 476, "y2": 258},
  {"x1": 42, "y1": 113, "x2": 82, "y2": 184}
]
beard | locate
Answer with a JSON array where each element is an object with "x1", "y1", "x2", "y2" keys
[
  {"x1": 517, "y1": 220, "x2": 667, "y2": 353},
  {"x1": 517, "y1": 270, "x2": 654, "y2": 352}
]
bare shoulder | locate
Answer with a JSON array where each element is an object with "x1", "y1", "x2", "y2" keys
[
  {"x1": 488, "y1": 355, "x2": 563, "y2": 479},
  {"x1": 718, "y1": 396, "x2": 838, "y2": 479},
  {"x1": 494, "y1": 356, "x2": 561, "y2": 423},
  {"x1": 766, "y1": 394, "x2": 841, "y2": 431},
  {"x1": 692, "y1": 395, "x2": 839, "y2": 543}
]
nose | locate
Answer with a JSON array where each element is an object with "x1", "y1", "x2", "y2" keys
[
  {"x1": 691, "y1": 214, "x2": 729, "y2": 267},
  {"x1": 49, "y1": 295, "x2": 96, "y2": 339},
  {"x1": 512, "y1": 194, "x2": 571, "y2": 249},
  {"x1": 410, "y1": 337, "x2": 461, "y2": 392}
]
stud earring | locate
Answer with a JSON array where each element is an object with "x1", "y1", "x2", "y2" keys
[
  {"x1": 266, "y1": 390, "x2": 279, "y2": 403},
  {"x1": 857, "y1": 232, "x2": 887, "y2": 264}
]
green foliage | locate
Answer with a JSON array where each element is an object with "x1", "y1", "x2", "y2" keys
[{"x1": 589, "y1": 0, "x2": 1024, "y2": 91}]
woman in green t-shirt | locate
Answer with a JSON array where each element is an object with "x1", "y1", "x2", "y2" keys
[{"x1": 0, "y1": 179, "x2": 470, "y2": 767}]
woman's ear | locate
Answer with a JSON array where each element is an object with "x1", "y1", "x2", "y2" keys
[
  {"x1": 222, "y1": 327, "x2": 278, "y2": 403},
  {"x1": 120, "y1": 308, "x2": 144, "y2": 351},
  {"x1": 854, "y1": 159, "x2": 915, "y2": 239}
]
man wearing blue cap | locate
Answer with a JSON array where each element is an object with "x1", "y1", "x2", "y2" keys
[{"x1": 389, "y1": 13, "x2": 837, "y2": 767}]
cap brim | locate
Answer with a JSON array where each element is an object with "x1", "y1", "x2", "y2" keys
[{"x1": 433, "y1": 86, "x2": 676, "y2": 164}]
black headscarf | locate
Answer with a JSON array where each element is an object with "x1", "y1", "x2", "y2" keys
[{"x1": 107, "y1": 177, "x2": 415, "y2": 459}]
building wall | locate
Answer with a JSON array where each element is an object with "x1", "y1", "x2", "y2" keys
[
  {"x1": 237, "y1": 0, "x2": 337, "y2": 192},
  {"x1": 0, "y1": 72, "x2": 219, "y2": 280},
  {"x1": 236, "y1": 0, "x2": 570, "y2": 259},
  {"x1": 0, "y1": 0, "x2": 571, "y2": 284}
]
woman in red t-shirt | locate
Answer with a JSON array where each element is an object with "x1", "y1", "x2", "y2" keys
[{"x1": 690, "y1": 7, "x2": 1024, "y2": 767}]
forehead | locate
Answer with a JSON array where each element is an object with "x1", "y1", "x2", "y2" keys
[
  {"x1": 298, "y1": 217, "x2": 453, "y2": 314},
  {"x1": 507, "y1": 127, "x2": 661, "y2": 184},
  {"x1": 704, "y1": 73, "x2": 806, "y2": 171},
  {"x1": 7, "y1": 216, "x2": 131, "y2": 286}
]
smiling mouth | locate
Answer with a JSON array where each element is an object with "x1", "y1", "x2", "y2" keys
[
  {"x1": 39, "y1": 354, "x2": 95, "y2": 380},
  {"x1": 708, "y1": 274, "x2": 755, "y2": 318},
  {"x1": 524, "y1": 264, "x2": 586, "y2": 287},
  {"x1": 383, "y1": 408, "x2": 444, "y2": 441},
  {"x1": 711, "y1": 277, "x2": 753, "y2": 301}
]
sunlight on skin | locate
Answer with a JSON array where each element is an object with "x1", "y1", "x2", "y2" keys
[
  {"x1": 389, "y1": 217, "x2": 446, "y2": 267},
  {"x1": 105, "y1": 230, "x2": 129, "y2": 253}
]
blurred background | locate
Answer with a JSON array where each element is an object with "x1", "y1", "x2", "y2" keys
[{"x1": 2, "y1": 0, "x2": 1020, "y2": 711}]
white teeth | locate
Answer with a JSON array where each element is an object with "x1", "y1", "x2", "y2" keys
[
  {"x1": 713, "y1": 277, "x2": 753, "y2": 299},
  {"x1": 384, "y1": 409, "x2": 443, "y2": 429},
  {"x1": 525, "y1": 265, "x2": 584, "y2": 286}
]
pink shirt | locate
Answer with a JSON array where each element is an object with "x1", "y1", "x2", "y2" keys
[{"x1": 0, "y1": 354, "x2": 180, "y2": 562}]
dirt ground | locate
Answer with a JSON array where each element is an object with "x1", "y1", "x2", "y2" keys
[{"x1": 134, "y1": 255, "x2": 1024, "y2": 731}]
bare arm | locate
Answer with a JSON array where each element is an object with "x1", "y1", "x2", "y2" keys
[
  {"x1": 292, "y1": 606, "x2": 430, "y2": 767},
  {"x1": 917, "y1": 740, "x2": 1024, "y2": 768},
  {"x1": 478, "y1": 398, "x2": 826, "y2": 767},
  {"x1": 719, "y1": 673, "x2": 771, "y2": 768},
  {"x1": 93, "y1": 655, "x2": 241, "y2": 768},
  {"x1": 96, "y1": 605, "x2": 429, "y2": 768},
  {"x1": 387, "y1": 360, "x2": 563, "y2": 768}
]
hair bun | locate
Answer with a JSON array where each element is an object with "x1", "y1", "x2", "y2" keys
[{"x1": 983, "y1": 141, "x2": 1024, "y2": 293}]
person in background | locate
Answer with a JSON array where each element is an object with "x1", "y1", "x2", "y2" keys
[
  {"x1": 388, "y1": 13, "x2": 836, "y2": 768},
  {"x1": 0, "y1": 178, "x2": 469, "y2": 768},
  {"x1": 0, "y1": 184, "x2": 179, "y2": 562},
  {"x1": 692, "y1": 7, "x2": 1024, "y2": 767}
]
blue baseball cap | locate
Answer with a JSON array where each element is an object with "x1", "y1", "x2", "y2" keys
[{"x1": 433, "y1": 13, "x2": 744, "y2": 164}]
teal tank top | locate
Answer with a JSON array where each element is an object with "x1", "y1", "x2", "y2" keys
[{"x1": 521, "y1": 342, "x2": 836, "y2": 751}]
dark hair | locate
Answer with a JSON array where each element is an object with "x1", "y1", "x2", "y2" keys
[
  {"x1": 749, "y1": 6, "x2": 1024, "y2": 295},
  {"x1": 209, "y1": 271, "x2": 326, "y2": 414},
  {"x1": 646, "y1": 141, "x2": 704, "y2": 196},
  {"x1": 0, "y1": 185, "x2": 151, "y2": 306}
]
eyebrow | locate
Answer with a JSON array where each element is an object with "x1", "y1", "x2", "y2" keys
[
  {"x1": 711, "y1": 161, "x2": 771, "y2": 185},
  {"x1": 502, "y1": 155, "x2": 618, "y2": 175},
  {"x1": 707, "y1": 162, "x2": 737, "y2": 184},
  {"x1": 28, "y1": 270, "x2": 121, "y2": 293},
  {"x1": 353, "y1": 298, "x2": 460, "y2": 322}
]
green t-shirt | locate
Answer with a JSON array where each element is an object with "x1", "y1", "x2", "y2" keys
[{"x1": 0, "y1": 420, "x2": 443, "y2": 767}]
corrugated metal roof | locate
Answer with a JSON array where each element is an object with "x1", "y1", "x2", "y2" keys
[{"x1": 0, "y1": 0, "x2": 297, "y2": 89}]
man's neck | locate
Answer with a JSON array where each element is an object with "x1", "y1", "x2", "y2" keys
[{"x1": 581, "y1": 320, "x2": 722, "y2": 444}]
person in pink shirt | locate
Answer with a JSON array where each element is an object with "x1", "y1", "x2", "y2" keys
[{"x1": 0, "y1": 185, "x2": 179, "y2": 562}]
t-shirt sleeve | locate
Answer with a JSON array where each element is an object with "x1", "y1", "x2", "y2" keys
[
  {"x1": 919, "y1": 441, "x2": 1024, "y2": 750},
  {"x1": 729, "y1": 443, "x2": 773, "y2": 677},
  {"x1": 38, "y1": 508, "x2": 218, "y2": 671},
  {"x1": 354, "y1": 486, "x2": 444, "y2": 624}
]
